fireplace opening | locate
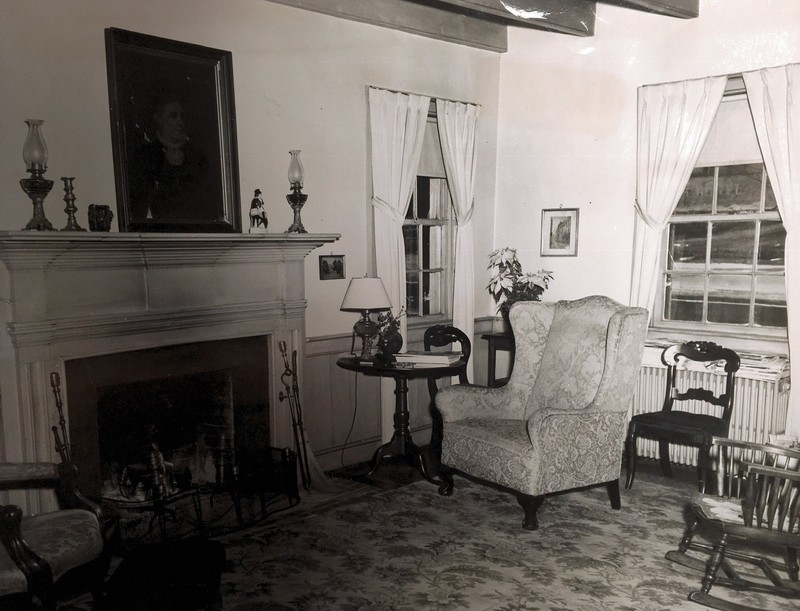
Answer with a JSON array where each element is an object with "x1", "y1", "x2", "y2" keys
[
  {"x1": 65, "y1": 337, "x2": 270, "y2": 499},
  {"x1": 97, "y1": 369, "x2": 239, "y2": 501}
]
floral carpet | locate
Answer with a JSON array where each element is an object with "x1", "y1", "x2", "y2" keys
[{"x1": 218, "y1": 472, "x2": 797, "y2": 611}]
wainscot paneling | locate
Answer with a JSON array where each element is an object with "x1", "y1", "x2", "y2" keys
[{"x1": 303, "y1": 317, "x2": 495, "y2": 472}]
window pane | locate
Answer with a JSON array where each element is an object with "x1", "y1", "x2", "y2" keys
[
  {"x1": 754, "y1": 275, "x2": 787, "y2": 327},
  {"x1": 710, "y1": 221, "x2": 754, "y2": 267},
  {"x1": 415, "y1": 177, "x2": 431, "y2": 218},
  {"x1": 664, "y1": 273, "x2": 704, "y2": 322},
  {"x1": 406, "y1": 271, "x2": 420, "y2": 316},
  {"x1": 421, "y1": 271, "x2": 442, "y2": 316},
  {"x1": 675, "y1": 167, "x2": 713, "y2": 214},
  {"x1": 717, "y1": 164, "x2": 762, "y2": 214},
  {"x1": 765, "y1": 172, "x2": 777, "y2": 211},
  {"x1": 758, "y1": 221, "x2": 785, "y2": 268},
  {"x1": 403, "y1": 226, "x2": 418, "y2": 269},
  {"x1": 668, "y1": 222, "x2": 707, "y2": 269},
  {"x1": 707, "y1": 275, "x2": 750, "y2": 325}
]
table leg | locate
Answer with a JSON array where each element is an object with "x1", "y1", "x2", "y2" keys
[{"x1": 366, "y1": 376, "x2": 440, "y2": 485}]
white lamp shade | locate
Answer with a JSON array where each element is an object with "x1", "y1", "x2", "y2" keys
[{"x1": 340, "y1": 277, "x2": 392, "y2": 312}]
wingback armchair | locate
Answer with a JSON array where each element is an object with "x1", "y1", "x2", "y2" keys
[{"x1": 436, "y1": 296, "x2": 648, "y2": 530}]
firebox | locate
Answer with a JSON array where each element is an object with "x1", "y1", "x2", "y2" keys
[{"x1": 65, "y1": 336, "x2": 270, "y2": 498}]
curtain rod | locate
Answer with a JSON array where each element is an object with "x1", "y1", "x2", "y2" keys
[{"x1": 367, "y1": 85, "x2": 481, "y2": 108}]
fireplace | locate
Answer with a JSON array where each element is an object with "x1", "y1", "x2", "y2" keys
[
  {"x1": 0, "y1": 231, "x2": 338, "y2": 513},
  {"x1": 65, "y1": 336, "x2": 269, "y2": 498}
]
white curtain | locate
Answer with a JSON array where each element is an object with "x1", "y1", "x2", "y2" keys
[
  {"x1": 742, "y1": 64, "x2": 800, "y2": 436},
  {"x1": 630, "y1": 77, "x2": 727, "y2": 314},
  {"x1": 436, "y1": 99, "x2": 480, "y2": 382},
  {"x1": 368, "y1": 87, "x2": 430, "y2": 441}
]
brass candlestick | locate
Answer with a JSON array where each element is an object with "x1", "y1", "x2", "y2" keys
[{"x1": 60, "y1": 177, "x2": 86, "y2": 231}]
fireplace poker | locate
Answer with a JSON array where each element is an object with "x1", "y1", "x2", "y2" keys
[
  {"x1": 50, "y1": 372, "x2": 71, "y2": 463},
  {"x1": 279, "y1": 341, "x2": 311, "y2": 491}
]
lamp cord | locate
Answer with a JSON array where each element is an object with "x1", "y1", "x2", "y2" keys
[{"x1": 339, "y1": 370, "x2": 360, "y2": 470}]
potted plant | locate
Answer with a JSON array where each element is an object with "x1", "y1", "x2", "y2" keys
[{"x1": 487, "y1": 247, "x2": 552, "y2": 327}]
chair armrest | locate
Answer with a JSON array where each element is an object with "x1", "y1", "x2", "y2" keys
[
  {"x1": 0, "y1": 504, "x2": 54, "y2": 593},
  {"x1": 742, "y1": 463, "x2": 800, "y2": 482},
  {"x1": 435, "y1": 383, "x2": 531, "y2": 422}
]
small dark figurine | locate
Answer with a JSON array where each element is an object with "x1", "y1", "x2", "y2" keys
[{"x1": 249, "y1": 188, "x2": 268, "y2": 231}]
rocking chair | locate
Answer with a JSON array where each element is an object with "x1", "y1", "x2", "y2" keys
[{"x1": 666, "y1": 436, "x2": 800, "y2": 610}]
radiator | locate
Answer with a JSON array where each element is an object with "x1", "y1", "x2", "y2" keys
[{"x1": 631, "y1": 345, "x2": 791, "y2": 466}]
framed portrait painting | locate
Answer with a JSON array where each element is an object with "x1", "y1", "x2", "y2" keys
[
  {"x1": 105, "y1": 28, "x2": 241, "y2": 232},
  {"x1": 319, "y1": 255, "x2": 346, "y2": 280},
  {"x1": 540, "y1": 208, "x2": 579, "y2": 257}
]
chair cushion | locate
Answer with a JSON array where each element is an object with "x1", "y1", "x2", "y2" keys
[
  {"x1": 632, "y1": 411, "x2": 727, "y2": 442},
  {"x1": 442, "y1": 418, "x2": 539, "y2": 494},
  {"x1": 526, "y1": 297, "x2": 617, "y2": 418},
  {"x1": 0, "y1": 509, "x2": 103, "y2": 596},
  {"x1": 692, "y1": 494, "x2": 744, "y2": 523}
]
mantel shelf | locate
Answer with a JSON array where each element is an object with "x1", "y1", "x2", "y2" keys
[{"x1": 0, "y1": 231, "x2": 341, "y2": 269}]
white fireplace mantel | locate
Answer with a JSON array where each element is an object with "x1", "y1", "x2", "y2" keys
[{"x1": 0, "y1": 230, "x2": 338, "y2": 511}]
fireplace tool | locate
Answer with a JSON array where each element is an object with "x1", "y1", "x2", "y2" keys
[
  {"x1": 278, "y1": 340, "x2": 311, "y2": 491},
  {"x1": 50, "y1": 372, "x2": 72, "y2": 463}
]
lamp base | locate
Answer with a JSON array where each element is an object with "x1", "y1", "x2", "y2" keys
[
  {"x1": 353, "y1": 316, "x2": 380, "y2": 361},
  {"x1": 285, "y1": 189, "x2": 308, "y2": 234},
  {"x1": 20, "y1": 176, "x2": 54, "y2": 231}
]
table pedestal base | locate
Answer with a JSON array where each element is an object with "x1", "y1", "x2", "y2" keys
[{"x1": 366, "y1": 377, "x2": 439, "y2": 485}]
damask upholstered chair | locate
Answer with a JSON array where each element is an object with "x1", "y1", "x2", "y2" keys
[
  {"x1": 0, "y1": 460, "x2": 110, "y2": 610},
  {"x1": 436, "y1": 296, "x2": 648, "y2": 530}
]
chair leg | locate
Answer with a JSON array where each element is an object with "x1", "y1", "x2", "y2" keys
[
  {"x1": 787, "y1": 547, "x2": 799, "y2": 582},
  {"x1": 606, "y1": 479, "x2": 621, "y2": 510},
  {"x1": 658, "y1": 440, "x2": 673, "y2": 478},
  {"x1": 625, "y1": 428, "x2": 637, "y2": 489},
  {"x1": 517, "y1": 494, "x2": 545, "y2": 531},
  {"x1": 697, "y1": 440, "x2": 710, "y2": 493},
  {"x1": 693, "y1": 533, "x2": 729, "y2": 599},
  {"x1": 437, "y1": 465, "x2": 454, "y2": 497}
]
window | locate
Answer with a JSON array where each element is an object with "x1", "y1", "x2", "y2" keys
[
  {"x1": 661, "y1": 163, "x2": 786, "y2": 331},
  {"x1": 404, "y1": 176, "x2": 454, "y2": 317},
  {"x1": 403, "y1": 104, "x2": 455, "y2": 318}
]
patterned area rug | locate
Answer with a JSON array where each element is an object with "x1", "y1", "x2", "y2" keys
[{"x1": 219, "y1": 472, "x2": 797, "y2": 611}]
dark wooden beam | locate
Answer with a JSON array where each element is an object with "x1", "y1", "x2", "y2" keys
[
  {"x1": 601, "y1": 0, "x2": 699, "y2": 19},
  {"x1": 419, "y1": 0, "x2": 596, "y2": 36},
  {"x1": 263, "y1": 0, "x2": 509, "y2": 53}
]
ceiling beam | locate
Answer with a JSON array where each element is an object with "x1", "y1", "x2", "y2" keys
[
  {"x1": 601, "y1": 0, "x2": 699, "y2": 19},
  {"x1": 418, "y1": 0, "x2": 596, "y2": 36},
  {"x1": 264, "y1": 0, "x2": 509, "y2": 53}
]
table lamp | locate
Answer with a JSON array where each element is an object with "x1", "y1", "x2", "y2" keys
[{"x1": 340, "y1": 277, "x2": 392, "y2": 361}]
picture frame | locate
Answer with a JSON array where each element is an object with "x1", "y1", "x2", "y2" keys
[
  {"x1": 540, "y1": 208, "x2": 579, "y2": 257},
  {"x1": 319, "y1": 255, "x2": 346, "y2": 280},
  {"x1": 105, "y1": 28, "x2": 241, "y2": 233}
]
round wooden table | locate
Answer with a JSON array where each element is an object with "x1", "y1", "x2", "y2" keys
[{"x1": 336, "y1": 356, "x2": 465, "y2": 484}]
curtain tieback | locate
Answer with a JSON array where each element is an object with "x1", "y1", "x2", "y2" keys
[
  {"x1": 456, "y1": 201, "x2": 474, "y2": 227},
  {"x1": 371, "y1": 196, "x2": 405, "y2": 225},
  {"x1": 634, "y1": 199, "x2": 665, "y2": 232}
]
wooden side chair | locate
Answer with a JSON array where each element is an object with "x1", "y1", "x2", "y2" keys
[
  {"x1": 625, "y1": 341, "x2": 741, "y2": 492},
  {"x1": 666, "y1": 436, "x2": 800, "y2": 609},
  {"x1": 424, "y1": 324, "x2": 471, "y2": 467}
]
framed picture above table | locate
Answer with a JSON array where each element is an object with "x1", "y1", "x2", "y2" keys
[{"x1": 540, "y1": 208, "x2": 579, "y2": 257}]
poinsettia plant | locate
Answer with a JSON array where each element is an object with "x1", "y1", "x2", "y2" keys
[{"x1": 487, "y1": 248, "x2": 552, "y2": 315}]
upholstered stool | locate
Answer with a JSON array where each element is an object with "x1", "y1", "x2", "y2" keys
[{"x1": 103, "y1": 538, "x2": 225, "y2": 610}]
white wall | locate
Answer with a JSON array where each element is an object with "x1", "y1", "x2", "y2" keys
[
  {"x1": 0, "y1": 0, "x2": 500, "y2": 338},
  {"x1": 495, "y1": 0, "x2": 800, "y2": 310}
]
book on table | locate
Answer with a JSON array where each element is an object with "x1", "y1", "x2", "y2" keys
[{"x1": 393, "y1": 350, "x2": 462, "y2": 365}]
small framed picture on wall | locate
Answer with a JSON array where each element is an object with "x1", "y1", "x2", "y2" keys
[
  {"x1": 319, "y1": 255, "x2": 346, "y2": 280},
  {"x1": 540, "y1": 208, "x2": 579, "y2": 257}
]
